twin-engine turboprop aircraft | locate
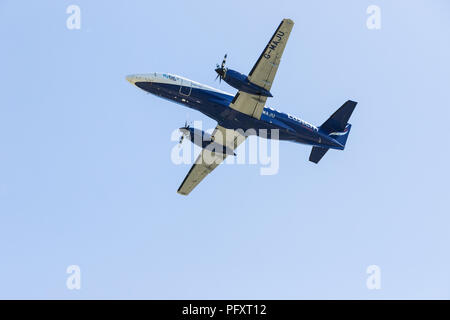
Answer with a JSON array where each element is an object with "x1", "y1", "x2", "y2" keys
[{"x1": 126, "y1": 18, "x2": 357, "y2": 195}]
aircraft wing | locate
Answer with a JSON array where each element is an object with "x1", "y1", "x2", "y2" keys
[
  {"x1": 229, "y1": 91, "x2": 267, "y2": 120},
  {"x1": 248, "y1": 18, "x2": 294, "y2": 92},
  {"x1": 177, "y1": 125, "x2": 246, "y2": 195},
  {"x1": 229, "y1": 18, "x2": 294, "y2": 120}
]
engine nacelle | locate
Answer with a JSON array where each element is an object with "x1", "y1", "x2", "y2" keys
[
  {"x1": 221, "y1": 69, "x2": 273, "y2": 97},
  {"x1": 179, "y1": 126, "x2": 236, "y2": 156}
]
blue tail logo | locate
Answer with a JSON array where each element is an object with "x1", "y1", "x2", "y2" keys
[{"x1": 329, "y1": 123, "x2": 352, "y2": 147}]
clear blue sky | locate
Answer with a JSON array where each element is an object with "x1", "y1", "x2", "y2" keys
[{"x1": 1, "y1": 0, "x2": 449, "y2": 299}]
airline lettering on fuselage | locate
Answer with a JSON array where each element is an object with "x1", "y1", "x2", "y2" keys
[
  {"x1": 163, "y1": 73, "x2": 177, "y2": 82},
  {"x1": 262, "y1": 110, "x2": 275, "y2": 118},
  {"x1": 288, "y1": 114, "x2": 317, "y2": 132},
  {"x1": 264, "y1": 31, "x2": 285, "y2": 59}
]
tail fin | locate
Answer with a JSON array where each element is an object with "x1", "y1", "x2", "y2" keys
[
  {"x1": 309, "y1": 100, "x2": 357, "y2": 164},
  {"x1": 320, "y1": 100, "x2": 356, "y2": 132}
]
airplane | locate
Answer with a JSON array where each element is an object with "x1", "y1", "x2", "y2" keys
[{"x1": 126, "y1": 18, "x2": 357, "y2": 195}]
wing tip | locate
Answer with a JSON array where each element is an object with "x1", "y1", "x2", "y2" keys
[{"x1": 177, "y1": 186, "x2": 189, "y2": 196}]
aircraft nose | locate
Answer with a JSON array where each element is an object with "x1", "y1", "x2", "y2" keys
[{"x1": 126, "y1": 74, "x2": 136, "y2": 84}]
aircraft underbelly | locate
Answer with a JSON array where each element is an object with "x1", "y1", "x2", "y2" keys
[{"x1": 138, "y1": 81, "x2": 315, "y2": 143}]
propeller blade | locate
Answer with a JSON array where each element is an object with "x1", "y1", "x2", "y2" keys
[{"x1": 221, "y1": 54, "x2": 227, "y2": 69}]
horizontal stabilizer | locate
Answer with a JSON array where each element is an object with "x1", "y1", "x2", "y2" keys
[{"x1": 309, "y1": 146, "x2": 329, "y2": 164}]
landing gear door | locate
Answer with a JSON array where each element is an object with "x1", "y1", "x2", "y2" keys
[{"x1": 179, "y1": 79, "x2": 192, "y2": 96}]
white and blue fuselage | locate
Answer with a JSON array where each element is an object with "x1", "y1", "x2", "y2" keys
[{"x1": 126, "y1": 72, "x2": 344, "y2": 149}]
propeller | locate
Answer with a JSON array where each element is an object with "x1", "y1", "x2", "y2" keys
[{"x1": 215, "y1": 54, "x2": 227, "y2": 83}]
